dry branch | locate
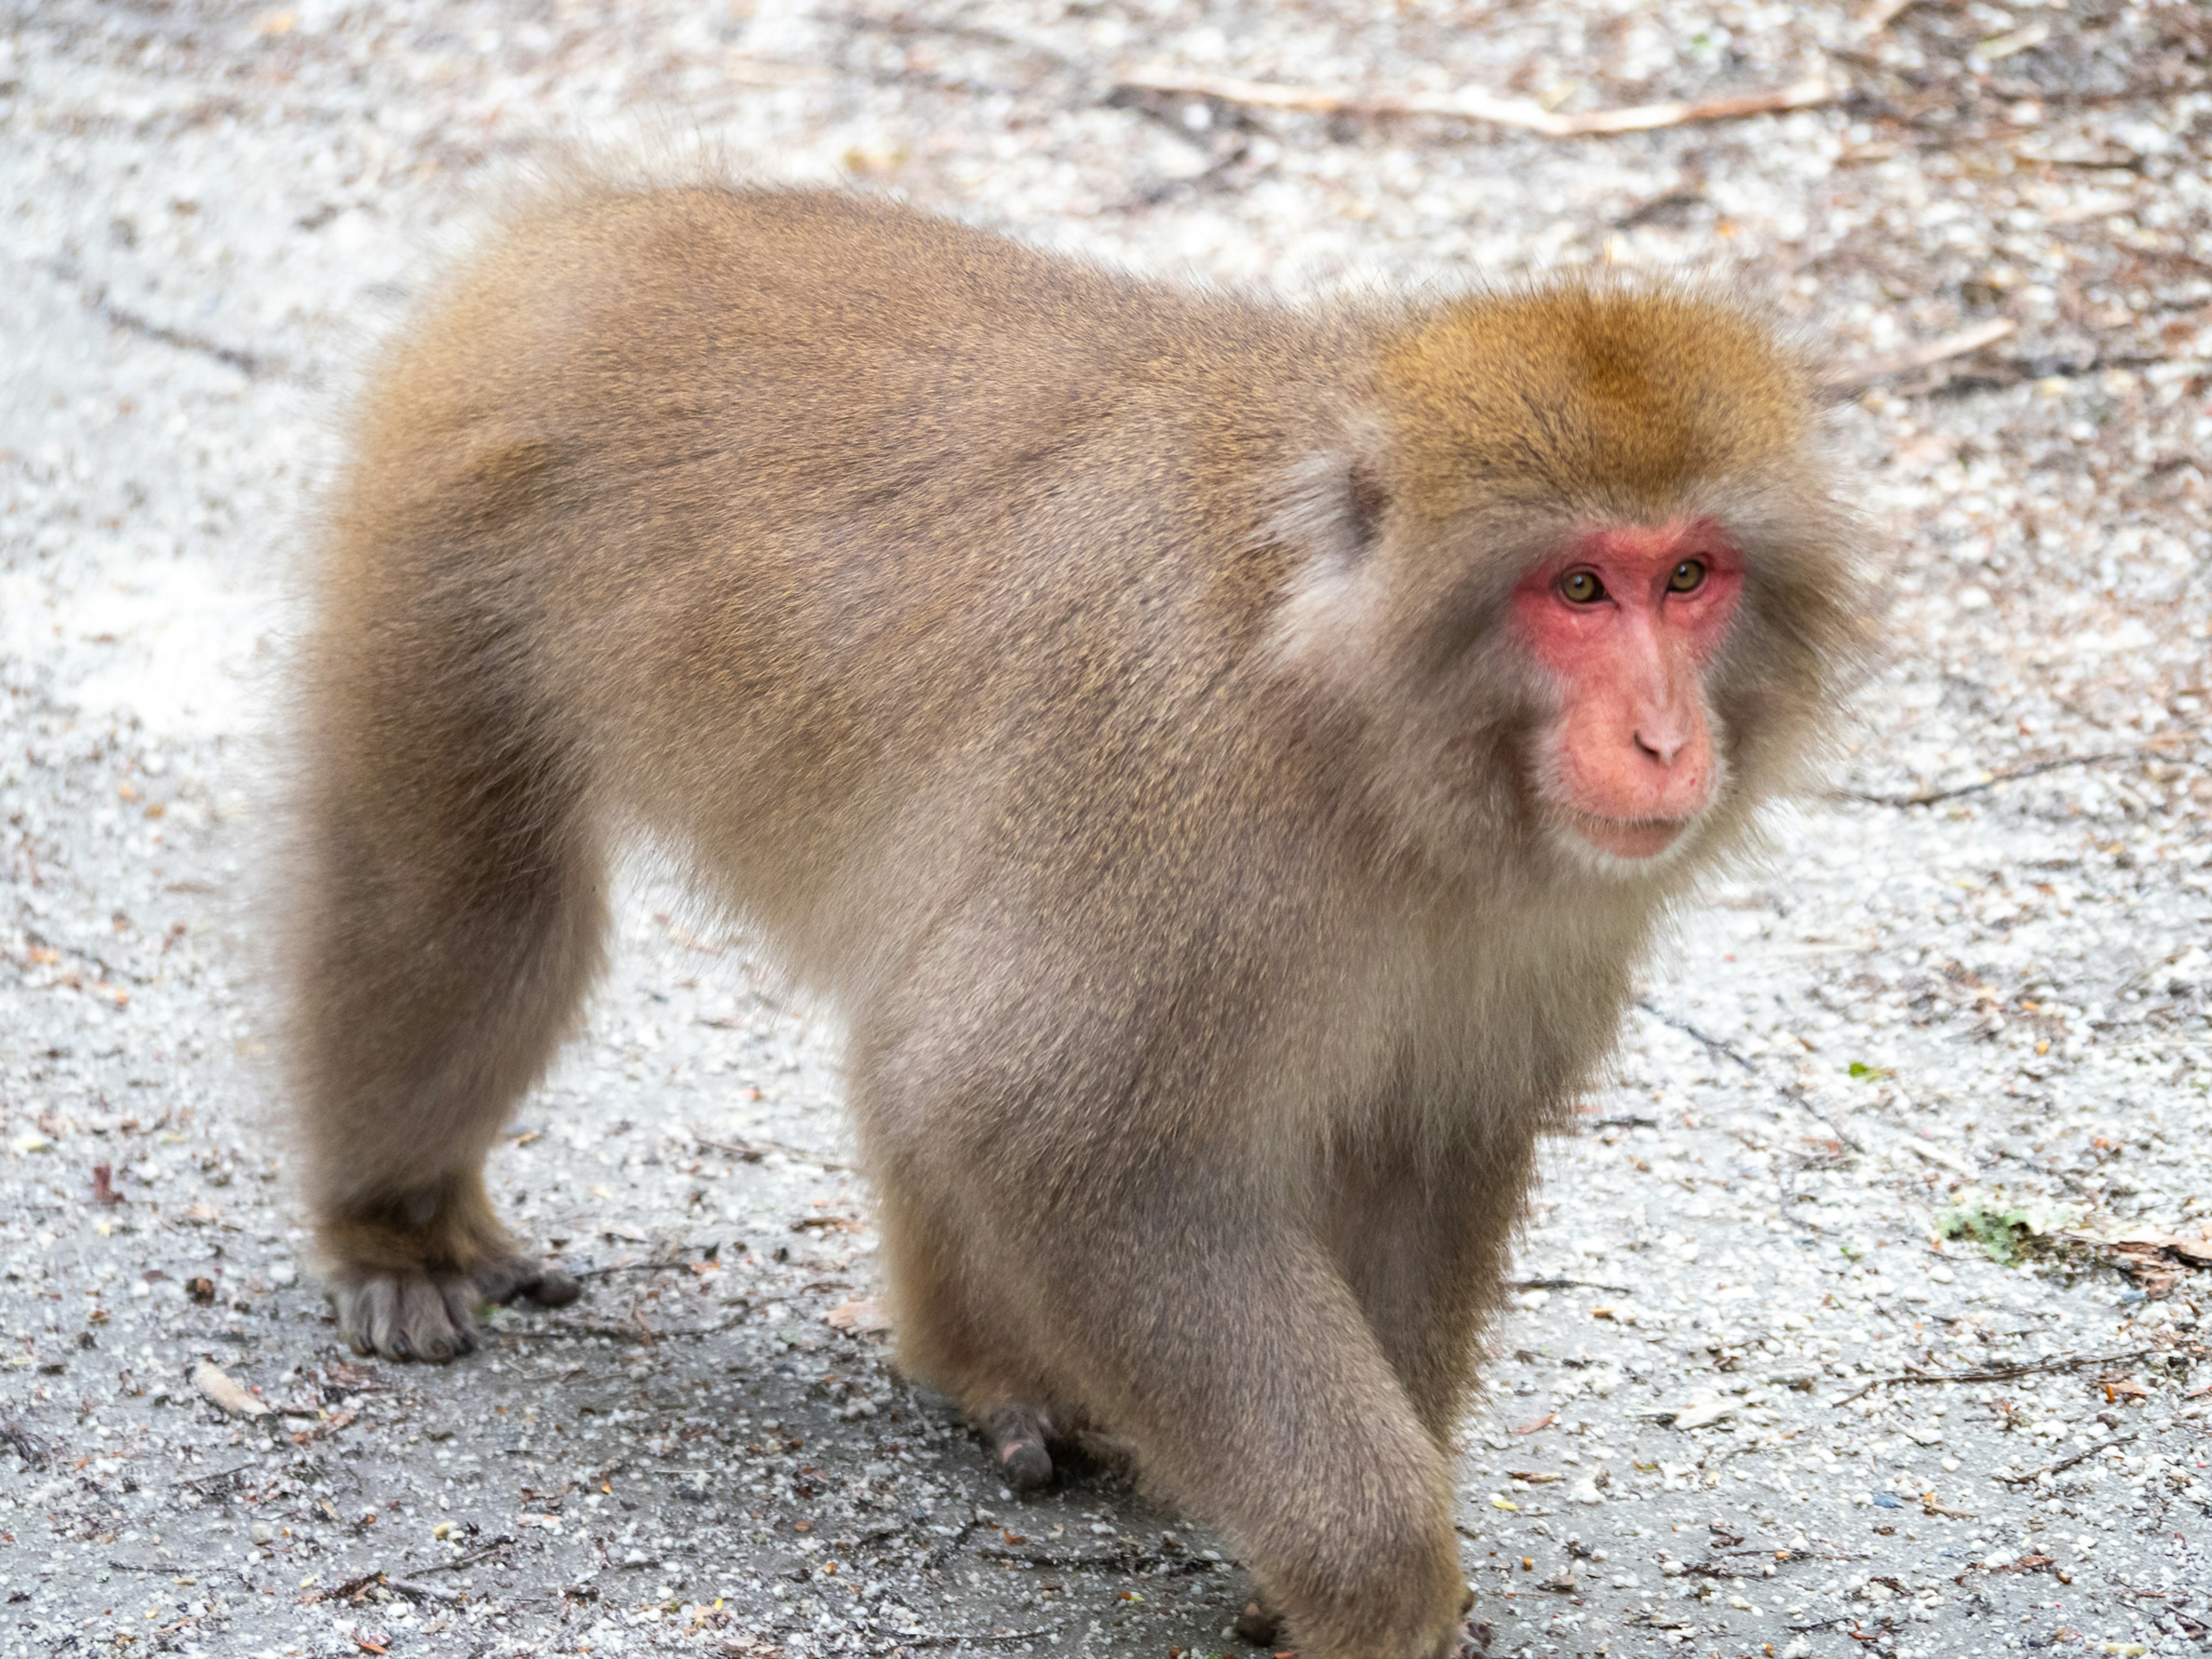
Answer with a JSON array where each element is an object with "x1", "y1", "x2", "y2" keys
[
  {"x1": 1859, "y1": 0, "x2": 1922, "y2": 35},
  {"x1": 1111, "y1": 69, "x2": 1837, "y2": 138},
  {"x1": 694, "y1": 1130, "x2": 853, "y2": 1172},
  {"x1": 1839, "y1": 743, "x2": 2198, "y2": 808},
  {"x1": 1822, "y1": 317, "x2": 2018, "y2": 392},
  {"x1": 1830, "y1": 1346, "x2": 2160, "y2": 1406},
  {"x1": 1993, "y1": 1432, "x2": 2137, "y2": 1487}
]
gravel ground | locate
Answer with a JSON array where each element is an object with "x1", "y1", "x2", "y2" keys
[{"x1": 3, "y1": 2, "x2": 2210, "y2": 1657}]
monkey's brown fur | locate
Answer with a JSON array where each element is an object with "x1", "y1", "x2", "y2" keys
[{"x1": 286, "y1": 181, "x2": 1863, "y2": 1659}]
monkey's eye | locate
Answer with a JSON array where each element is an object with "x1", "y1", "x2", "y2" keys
[
  {"x1": 1666, "y1": 559, "x2": 1707, "y2": 594},
  {"x1": 1558, "y1": 570, "x2": 1607, "y2": 605}
]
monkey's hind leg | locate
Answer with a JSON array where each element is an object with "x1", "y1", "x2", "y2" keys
[
  {"x1": 873, "y1": 1179, "x2": 1069, "y2": 1490},
  {"x1": 289, "y1": 651, "x2": 603, "y2": 1362}
]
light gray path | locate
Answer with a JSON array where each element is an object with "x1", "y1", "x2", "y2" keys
[{"x1": 2, "y1": 3, "x2": 2207, "y2": 1657}]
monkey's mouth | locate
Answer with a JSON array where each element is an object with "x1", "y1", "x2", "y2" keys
[{"x1": 1563, "y1": 811, "x2": 1688, "y2": 860}]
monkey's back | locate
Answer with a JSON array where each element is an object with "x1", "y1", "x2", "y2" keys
[{"x1": 316, "y1": 185, "x2": 1363, "y2": 998}]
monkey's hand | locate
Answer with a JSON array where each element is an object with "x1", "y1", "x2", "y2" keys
[{"x1": 329, "y1": 1257, "x2": 581, "y2": 1363}]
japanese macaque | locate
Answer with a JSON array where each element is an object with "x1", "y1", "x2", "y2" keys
[{"x1": 284, "y1": 180, "x2": 1865, "y2": 1659}]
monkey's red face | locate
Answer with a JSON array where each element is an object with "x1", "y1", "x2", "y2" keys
[{"x1": 1512, "y1": 520, "x2": 1743, "y2": 861}]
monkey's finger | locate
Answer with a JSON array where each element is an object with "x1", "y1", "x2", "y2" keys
[
  {"x1": 332, "y1": 1280, "x2": 377, "y2": 1357},
  {"x1": 472, "y1": 1256, "x2": 582, "y2": 1309},
  {"x1": 395, "y1": 1276, "x2": 466, "y2": 1363},
  {"x1": 437, "y1": 1278, "x2": 484, "y2": 1354},
  {"x1": 345, "y1": 1277, "x2": 404, "y2": 1359}
]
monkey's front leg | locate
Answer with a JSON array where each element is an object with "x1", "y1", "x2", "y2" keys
[
  {"x1": 1331, "y1": 1129, "x2": 1538, "y2": 1443},
  {"x1": 1032, "y1": 1207, "x2": 1470, "y2": 1659},
  {"x1": 316, "y1": 1171, "x2": 583, "y2": 1361}
]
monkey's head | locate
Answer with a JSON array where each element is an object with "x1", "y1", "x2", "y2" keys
[{"x1": 1270, "y1": 282, "x2": 1865, "y2": 884}]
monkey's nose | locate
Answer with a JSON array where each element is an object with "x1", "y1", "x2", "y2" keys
[{"x1": 1632, "y1": 722, "x2": 1691, "y2": 768}]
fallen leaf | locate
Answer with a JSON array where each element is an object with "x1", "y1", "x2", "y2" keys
[
  {"x1": 90, "y1": 1164, "x2": 125, "y2": 1206},
  {"x1": 1670, "y1": 1393, "x2": 1759, "y2": 1430},
  {"x1": 192, "y1": 1360, "x2": 272, "y2": 1419},
  {"x1": 1511, "y1": 1411, "x2": 1555, "y2": 1435},
  {"x1": 823, "y1": 1298, "x2": 891, "y2": 1332}
]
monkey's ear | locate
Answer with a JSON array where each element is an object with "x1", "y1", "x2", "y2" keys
[
  {"x1": 1346, "y1": 460, "x2": 1389, "y2": 552},
  {"x1": 1270, "y1": 430, "x2": 1391, "y2": 577},
  {"x1": 1265, "y1": 429, "x2": 1395, "y2": 672}
]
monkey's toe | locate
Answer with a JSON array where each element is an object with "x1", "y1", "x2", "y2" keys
[
  {"x1": 979, "y1": 1404, "x2": 1055, "y2": 1493},
  {"x1": 995, "y1": 1432, "x2": 1052, "y2": 1491},
  {"x1": 332, "y1": 1272, "x2": 479, "y2": 1363},
  {"x1": 1232, "y1": 1599, "x2": 1281, "y2": 1646},
  {"x1": 473, "y1": 1256, "x2": 582, "y2": 1309},
  {"x1": 1452, "y1": 1616, "x2": 1494, "y2": 1657}
]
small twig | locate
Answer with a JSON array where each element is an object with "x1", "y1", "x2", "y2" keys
[
  {"x1": 106, "y1": 1560, "x2": 214, "y2": 1577},
  {"x1": 693, "y1": 1131, "x2": 853, "y2": 1172},
  {"x1": 50, "y1": 256, "x2": 300, "y2": 381},
  {"x1": 410, "y1": 1536, "x2": 516, "y2": 1575},
  {"x1": 1637, "y1": 1001, "x2": 1863, "y2": 1153},
  {"x1": 573, "y1": 1259, "x2": 692, "y2": 1281},
  {"x1": 1109, "y1": 68, "x2": 1836, "y2": 138},
  {"x1": 973, "y1": 1544, "x2": 1221, "y2": 1575},
  {"x1": 493, "y1": 1320, "x2": 736, "y2": 1342},
  {"x1": 1507, "y1": 1277, "x2": 1635, "y2": 1294},
  {"x1": 181, "y1": 1461, "x2": 256, "y2": 1491},
  {"x1": 384, "y1": 1576, "x2": 464, "y2": 1604},
  {"x1": 1113, "y1": 136, "x2": 1257, "y2": 212},
  {"x1": 877, "y1": 1629, "x2": 1060, "y2": 1649},
  {"x1": 1859, "y1": 0, "x2": 1922, "y2": 33},
  {"x1": 1993, "y1": 1432, "x2": 2137, "y2": 1487},
  {"x1": 1838, "y1": 748, "x2": 2175, "y2": 808},
  {"x1": 311, "y1": 1569, "x2": 462, "y2": 1605},
  {"x1": 1637, "y1": 1001, "x2": 1758, "y2": 1071},
  {"x1": 1831, "y1": 1346, "x2": 2160, "y2": 1405},
  {"x1": 1822, "y1": 318, "x2": 2019, "y2": 392}
]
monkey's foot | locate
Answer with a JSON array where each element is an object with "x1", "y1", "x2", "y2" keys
[
  {"x1": 330, "y1": 1256, "x2": 581, "y2": 1363},
  {"x1": 1234, "y1": 1592, "x2": 1479, "y2": 1654},
  {"x1": 978, "y1": 1403, "x2": 1055, "y2": 1492},
  {"x1": 1232, "y1": 1599, "x2": 1281, "y2": 1647}
]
